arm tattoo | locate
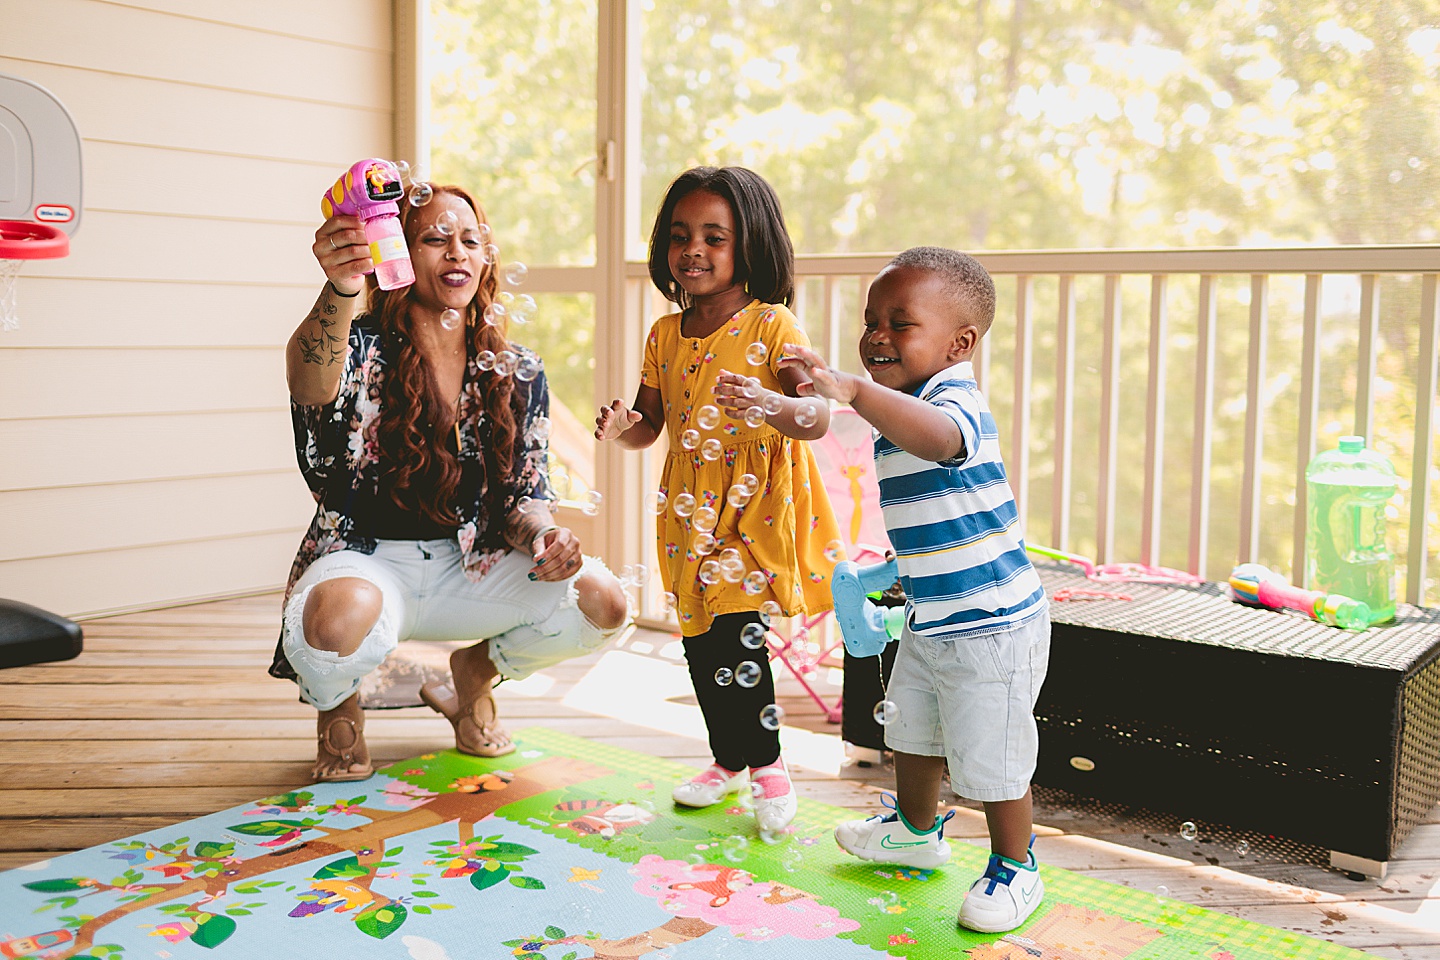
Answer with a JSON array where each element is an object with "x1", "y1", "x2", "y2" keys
[
  {"x1": 504, "y1": 510, "x2": 551, "y2": 553},
  {"x1": 298, "y1": 301, "x2": 347, "y2": 366}
]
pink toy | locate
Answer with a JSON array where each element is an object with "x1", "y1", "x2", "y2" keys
[
  {"x1": 1226, "y1": 562, "x2": 1370, "y2": 631},
  {"x1": 320, "y1": 158, "x2": 414, "y2": 291},
  {"x1": 1027, "y1": 544, "x2": 1204, "y2": 585}
]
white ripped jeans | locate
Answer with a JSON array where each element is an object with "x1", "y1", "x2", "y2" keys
[{"x1": 281, "y1": 539, "x2": 621, "y2": 711}]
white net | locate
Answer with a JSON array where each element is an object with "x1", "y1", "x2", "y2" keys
[{"x1": 0, "y1": 258, "x2": 21, "y2": 332}]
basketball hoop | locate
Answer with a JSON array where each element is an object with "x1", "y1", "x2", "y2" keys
[{"x1": 0, "y1": 220, "x2": 68, "y2": 331}]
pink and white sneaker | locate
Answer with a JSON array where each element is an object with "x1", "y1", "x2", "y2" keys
[
  {"x1": 750, "y1": 758, "x2": 797, "y2": 834},
  {"x1": 672, "y1": 763, "x2": 748, "y2": 808}
]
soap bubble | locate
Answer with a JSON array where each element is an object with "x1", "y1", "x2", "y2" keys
[
  {"x1": 1156, "y1": 885, "x2": 1170, "y2": 899},
  {"x1": 686, "y1": 852, "x2": 706, "y2": 867},
  {"x1": 533, "y1": 416, "x2": 552, "y2": 442},
  {"x1": 736, "y1": 661, "x2": 761, "y2": 688},
  {"x1": 794, "y1": 401, "x2": 821, "y2": 429},
  {"x1": 680, "y1": 429, "x2": 701, "y2": 450},
  {"x1": 502, "y1": 262, "x2": 528, "y2": 287},
  {"x1": 692, "y1": 506, "x2": 718, "y2": 533},
  {"x1": 745, "y1": 342, "x2": 768, "y2": 365},
  {"x1": 1180, "y1": 821, "x2": 1198, "y2": 841},
  {"x1": 744, "y1": 406, "x2": 767, "y2": 428},
  {"x1": 740, "y1": 623, "x2": 767, "y2": 649},
  {"x1": 738, "y1": 474, "x2": 760, "y2": 496},
  {"x1": 628, "y1": 564, "x2": 650, "y2": 586},
  {"x1": 408, "y1": 182, "x2": 433, "y2": 206},
  {"x1": 701, "y1": 438, "x2": 723, "y2": 461},
  {"x1": 714, "y1": 667, "x2": 734, "y2": 687},
  {"x1": 720, "y1": 560, "x2": 744, "y2": 583},
  {"x1": 780, "y1": 846, "x2": 803, "y2": 872},
  {"x1": 476, "y1": 349, "x2": 495, "y2": 371},
  {"x1": 510, "y1": 294, "x2": 537, "y2": 324},
  {"x1": 750, "y1": 782, "x2": 765, "y2": 800},
  {"x1": 435, "y1": 209, "x2": 458, "y2": 236},
  {"x1": 661, "y1": 591, "x2": 678, "y2": 611},
  {"x1": 763, "y1": 394, "x2": 784, "y2": 415},
  {"x1": 873, "y1": 700, "x2": 899, "y2": 725},
  {"x1": 742, "y1": 571, "x2": 767, "y2": 595},
  {"x1": 549, "y1": 463, "x2": 572, "y2": 498},
  {"x1": 482, "y1": 302, "x2": 507, "y2": 326},
  {"x1": 497, "y1": 290, "x2": 515, "y2": 309},
  {"x1": 394, "y1": 159, "x2": 412, "y2": 182},
  {"x1": 696, "y1": 405, "x2": 721, "y2": 430},
  {"x1": 673, "y1": 493, "x2": 696, "y2": 517},
  {"x1": 742, "y1": 377, "x2": 761, "y2": 398},
  {"x1": 727, "y1": 485, "x2": 751, "y2": 509},
  {"x1": 493, "y1": 350, "x2": 519, "y2": 377},
  {"x1": 874, "y1": 890, "x2": 899, "y2": 912},
  {"x1": 475, "y1": 222, "x2": 492, "y2": 244},
  {"x1": 482, "y1": 242, "x2": 501, "y2": 265},
  {"x1": 651, "y1": 490, "x2": 668, "y2": 515},
  {"x1": 515, "y1": 355, "x2": 542, "y2": 382},
  {"x1": 692, "y1": 533, "x2": 716, "y2": 556},
  {"x1": 824, "y1": 540, "x2": 844, "y2": 562},
  {"x1": 1236, "y1": 840, "x2": 1249, "y2": 857},
  {"x1": 720, "y1": 547, "x2": 742, "y2": 564},
  {"x1": 582, "y1": 489, "x2": 603, "y2": 516},
  {"x1": 720, "y1": 835, "x2": 749, "y2": 863},
  {"x1": 516, "y1": 496, "x2": 534, "y2": 514},
  {"x1": 439, "y1": 307, "x2": 462, "y2": 331},
  {"x1": 699, "y1": 560, "x2": 722, "y2": 585},
  {"x1": 759, "y1": 600, "x2": 782, "y2": 623}
]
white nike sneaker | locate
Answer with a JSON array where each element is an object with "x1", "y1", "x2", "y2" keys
[
  {"x1": 957, "y1": 846, "x2": 1045, "y2": 933},
  {"x1": 833, "y1": 794, "x2": 954, "y2": 869},
  {"x1": 672, "y1": 764, "x2": 748, "y2": 808}
]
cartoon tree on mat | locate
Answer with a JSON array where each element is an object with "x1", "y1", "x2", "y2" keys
[
  {"x1": 502, "y1": 854, "x2": 860, "y2": 959},
  {"x1": 965, "y1": 903, "x2": 1162, "y2": 960},
  {"x1": 15, "y1": 756, "x2": 608, "y2": 959}
]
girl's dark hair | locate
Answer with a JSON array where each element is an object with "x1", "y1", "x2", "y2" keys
[
  {"x1": 367, "y1": 184, "x2": 523, "y2": 530},
  {"x1": 647, "y1": 166, "x2": 795, "y2": 309}
]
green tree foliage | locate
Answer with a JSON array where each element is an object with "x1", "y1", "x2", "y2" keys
[{"x1": 429, "y1": 0, "x2": 1438, "y2": 597}]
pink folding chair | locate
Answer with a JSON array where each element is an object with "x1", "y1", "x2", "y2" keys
[{"x1": 768, "y1": 407, "x2": 892, "y2": 722}]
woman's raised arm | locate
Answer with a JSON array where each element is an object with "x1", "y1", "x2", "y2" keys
[{"x1": 286, "y1": 213, "x2": 373, "y2": 406}]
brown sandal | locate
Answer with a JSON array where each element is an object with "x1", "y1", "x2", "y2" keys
[
  {"x1": 314, "y1": 714, "x2": 374, "y2": 783},
  {"x1": 420, "y1": 680, "x2": 516, "y2": 758}
]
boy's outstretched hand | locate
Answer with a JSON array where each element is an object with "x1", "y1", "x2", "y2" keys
[
  {"x1": 778, "y1": 344, "x2": 859, "y2": 403},
  {"x1": 595, "y1": 399, "x2": 642, "y2": 441}
]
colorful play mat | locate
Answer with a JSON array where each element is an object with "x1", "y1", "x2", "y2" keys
[{"x1": 0, "y1": 728, "x2": 1369, "y2": 959}]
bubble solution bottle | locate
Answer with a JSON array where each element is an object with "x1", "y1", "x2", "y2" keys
[
  {"x1": 320, "y1": 159, "x2": 415, "y2": 291},
  {"x1": 1305, "y1": 436, "x2": 1398, "y2": 625}
]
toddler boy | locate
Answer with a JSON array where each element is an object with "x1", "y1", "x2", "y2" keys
[{"x1": 781, "y1": 246, "x2": 1049, "y2": 933}]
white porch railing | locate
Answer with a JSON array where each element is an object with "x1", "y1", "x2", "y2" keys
[{"x1": 618, "y1": 246, "x2": 1439, "y2": 606}]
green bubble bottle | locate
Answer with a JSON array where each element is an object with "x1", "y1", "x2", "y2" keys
[{"x1": 1305, "y1": 436, "x2": 1398, "y2": 625}]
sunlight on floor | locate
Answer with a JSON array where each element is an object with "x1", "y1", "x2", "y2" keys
[{"x1": 561, "y1": 649, "x2": 847, "y2": 776}]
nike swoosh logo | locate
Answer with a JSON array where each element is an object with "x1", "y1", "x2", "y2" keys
[
  {"x1": 1021, "y1": 882, "x2": 1038, "y2": 904},
  {"x1": 879, "y1": 835, "x2": 930, "y2": 849}
]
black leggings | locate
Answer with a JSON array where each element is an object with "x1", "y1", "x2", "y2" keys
[{"x1": 682, "y1": 611, "x2": 780, "y2": 772}]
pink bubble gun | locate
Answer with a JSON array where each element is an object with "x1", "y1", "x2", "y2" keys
[
  {"x1": 1226, "y1": 562, "x2": 1371, "y2": 631},
  {"x1": 320, "y1": 158, "x2": 414, "y2": 291}
]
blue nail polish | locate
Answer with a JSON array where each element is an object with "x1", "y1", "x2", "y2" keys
[{"x1": 528, "y1": 572, "x2": 536, "y2": 581}]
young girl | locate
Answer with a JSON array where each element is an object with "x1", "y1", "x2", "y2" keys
[{"x1": 595, "y1": 166, "x2": 843, "y2": 835}]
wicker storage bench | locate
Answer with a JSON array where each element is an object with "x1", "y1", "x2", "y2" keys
[{"x1": 1032, "y1": 562, "x2": 1440, "y2": 877}]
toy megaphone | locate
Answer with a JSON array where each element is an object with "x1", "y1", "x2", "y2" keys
[{"x1": 320, "y1": 158, "x2": 414, "y2": 291}]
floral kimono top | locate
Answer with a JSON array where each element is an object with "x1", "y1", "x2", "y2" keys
[{"x1": 268, "y1": 318, "x2": 553, "y2": 684}]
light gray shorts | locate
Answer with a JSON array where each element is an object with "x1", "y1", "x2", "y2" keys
[
  {"x1": 883, "y1": 608, "x2": 1051, "y2": 802},
  {"x1": 281, "y1": 539, "x2": 624, "y2": 710}
]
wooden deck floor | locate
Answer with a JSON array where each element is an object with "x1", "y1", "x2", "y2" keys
[{"x1": 2, "y1": 593, "x2": 1438, "y2": 957}]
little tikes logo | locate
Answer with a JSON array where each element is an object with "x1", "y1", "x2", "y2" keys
[{"x1": 34, "y1": 204, "x2": 75, "y2": 223}]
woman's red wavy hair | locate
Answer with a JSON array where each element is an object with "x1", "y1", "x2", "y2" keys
[{"x1": 367, "y1": 184, "x2": 522, "y2": 530}]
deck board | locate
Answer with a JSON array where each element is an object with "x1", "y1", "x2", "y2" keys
[{"x1": 0, "y1": 591, "x2": 1435, "y2": 955}]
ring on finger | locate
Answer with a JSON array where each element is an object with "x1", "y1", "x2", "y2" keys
[{"x1": 329, "y1": 235, "x2": 339, "y2": 251}]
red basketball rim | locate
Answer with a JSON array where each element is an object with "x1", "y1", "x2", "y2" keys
[{"x1": 0, "y1": 220, "x2": 69, "y2": 259}]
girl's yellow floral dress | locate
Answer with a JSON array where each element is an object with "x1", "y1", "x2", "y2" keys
[{"x1": 641, "y1": 299, "x2": 842, "y2": 637}]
